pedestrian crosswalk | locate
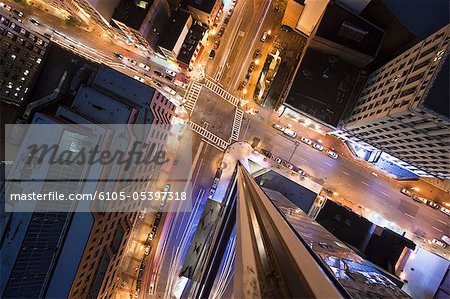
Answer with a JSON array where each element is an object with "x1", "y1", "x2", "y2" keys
[
  {"x1": 231, "y1": 109, "x2": 244, "y2": 142},
  {"x1": 204, "y1": 78, "x2": 240, "y2": 107},
  {"x1": 184, "y1": 81, "x2": 202, "y2": 115},
  {"x1": 189, "y1": 122, "x2": 229, "y2": 151}
]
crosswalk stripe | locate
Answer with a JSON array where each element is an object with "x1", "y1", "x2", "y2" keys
[
  {"x1": 189, "y1": 121, "x2": 229, "y2": 151},
  {"x1": 204, "y1": 77, "x2": 240, "y2": 107},
  {"x1": 230, "y1": 109, "x2": 243, "y2": 142}
]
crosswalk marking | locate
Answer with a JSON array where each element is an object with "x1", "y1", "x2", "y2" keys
[
  {"x1": 183, "y1": 81, "x2": 202, "y2": 115},
  {"x1": 231, "y1": 109, "x2": 243, "y2": 142},
  {"x1": 204, "y1": 78, "x2": 240, "y2": 107},
  {"x1": 189, "y1": 121, "x2": 229, "y2": 151}
]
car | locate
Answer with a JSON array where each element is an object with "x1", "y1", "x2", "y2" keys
[
  {"x1": 426, "y1": 200, "x2": 440, "y2": 210},
  {"x1": 163, "y1": 85, "x2": 176, "y2": 95},
  {"x1": 300, "y1": 136, "x2": 312, "y2": 145},
  {"x1": 148, "y1": 231, "x2": 155, "y2": 240},
  {"x1": 218, "y1": 27, "x2": 225, "y2": 37},
  {"x1": 153, "y1": 70, "x2": 163, "y2": 77},
  {"x1": 174, "y1": 80, "x2": 187, "y2": 89},
  {"x1": 432, "y1": 238, "x2": 448, "y2": 248},
  {"x1": 260, "y1": 149, "x2": 272, "y2": 158},
  {"x1": 228, "y1": 8, "x2": 233, "y2": 16},
  {"x1": 145, "y1": 244, "x2": 152, "y2": 255},
  {"x1": 253, "y1": 49, "x2": 261, "y2": 59},
  {"x1": 139, "y1": 62, "x2": 150, "y2": 71},
  {"x1": 244, "y1": 72, "x2": 251, "y2": 81},
  {"x1": 248, "y1": 62, "x2": 255, "y2": 72},
  {"x1": 133, "y1": 75, "x2": 145, "y2": 83},
  {"x1": 113, "y1": 52, "x2": 123, "y2": 59},
  {"x1": 214, "y1": 40, "x2": 220, "y2": 50},
  {"x1": 312, "y1": 143, "x2": 324, "y2": 151},
  {"x1": 12, "y1": 16, "x2": 22, "y2": 23},
  {"x1": 208, "y1": 189, "x2": 215, "y2": 199},
  {"x1": 326, "y1": 150, "x2": 338, "y2": 159},
  {"x1": 238, "y1": 81, "x2": 247, "y2": 90},
  {"x1": 283, "y1": 128, "x2": 297, "y2": 138},
  {"x1": 400, "y1": 188, "x2": 413, "y2": 197},
  {"x1": 442, "y1": 235, "x2": 450, "y2": 246},
  {"x1": 293, "y1": 166, "x2": 305, "y2": 176},
  {"x1": 260, "y1": 31, "x2": 269, "y2": 42},
  {"x1": 224, "y1": 15, "x2": 230, "y2": 24},
  {"x1": 165, "y1": 69, "x2": 177, "y2": 76},
  {"x1": 440, "y1": 206, "x2": 450, "y2": 216},
  {"x1": 165, "y1": 74, "x2": 174, "y2": 82},
  {"x1": 282, "y1": 160, "x2": 293, "y2": 170},
  {"x1": 12, "y1": 9, "x2": 23, "y2": 17},
  {"x1": 272, "y1": 123, "x2": 285, "y2": 132},
  {"x1": 2, "y1": 4, "x2": 12, "y2": 11},
  {"x1": 274, "y1": 157, "x2": 282, "y2": 164},
  {"x1": 209, "y1": 49, "x2": 216, "y2": 59},
  {"x1": 411, "y1": 195, "x2": 424, "y2": 203},
  {"x1": 152, "y1": 80, "x2": 162, "y2": 88},
  {"x1": 29, "y1": 18, "x2": 40, "y2": 26}
]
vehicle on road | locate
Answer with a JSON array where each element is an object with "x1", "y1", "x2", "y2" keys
[
  {"x1": 283, "y1": 128, "x2": 297, "y2": 138},
  {"x1": 442, "y1": 235, "x2": 450, "y2": 245},
  {"x1": 432, "y1": 238, "x2": 448, "y2": 248},
  {"x1": 165, "y1": 74, "x2": 174, "y2": 82},
  {"x1": 272, "y1": 123, "x2": 285, "y2": 132},
  {"x1": 113, "y1": 52, "x2": 123, "y2": 59},
  {"x1": 128, "y1": 58, "x2": 138, "y2": 66},
  {"x1": 165, "y1": 69, "x2": 176, "y2": 76},
  {"x1": 209, "y1": 49, "x2": 216, "y2": 59},
  {"x1": 400, "y1": 188, "x2": 413, "y2": 197},
  {"x1": 218, "y1": 27, "x2": 225, "y2": 37},
  {"x1": 11, "y1": 16, "x2": 22, "y2": 22},
  {"x1": 224, "y1": 15, "x2": 230, "y2": 24},
  {"x1": 174, "y1": 79, "x2": 187, "y2": 89},
  {"x1": 133, "y1": 75, "x2": 145, "y2": 83},
  {"x1": 300, "y1": 136, "x2": 312, "y2": 145},
  {"x1": 326, "y1": 150, "x2": 338, "y2": 159},
  {"x1": 238, "y1": 81, "x2": 246, "y2": 90},
  {"x1": 248, "y1": 61, "x2": 255, "y2": 72},
  {"x1": 145, "y1": 244, "x2": 152, "y2": 255},
  {"x1": 139, "y1": 62, "x2": 150, "y2": 71},
  {"x1": 411, "y1": 195, "x2": 425, "y2": 203},
  {"x1": 228, "y1": 8, "x2": 234, "y2": 16},
  {"x1": 425, "y1": 199, "x2": 440, "y2": 210},
  {"x1": 312, "y1": 142, "x2": 324, "y2": 151},
  {"x1": 440, "y1": 206, "x2": 450, "y2": 217},
  {"x1": 282, "y1": 160, "x2": 293, "y2": 170},
  {"x1": 214, "y1": 40, "x2": 220, "y2": 50},
  {"x1": 154, "y1": 70, "x2": 163, "y2": 77},
  {"x1": 12, "y1": 9, "x2": 23, "y2": 17},
  {"x1": 29, "y1": 18, "x2": 40, "y2": 26},
  {"x1": 253, "y1": 49, "x2": 261, "y2": 59},
  {"x1": 148, "y1": 231, "x2": 155, "y2": 240},
  {"x1": 293, "y1": 166, "x2": 305, "y2": 176},
  {"x1": 208, "y1": 188, "x2": 215, "y2": 199},
  {"x1": 261, "y1": 31, "x2": 270, "y2": 42},
  {"x1": 2, "y1": 3, "x2": 11, "y2": 11},
  {"x1": 274, "y1": 157, "x2": 282, "y2": 164}
]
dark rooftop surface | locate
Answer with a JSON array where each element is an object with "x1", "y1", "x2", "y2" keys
[
  {"x1": 265, "y1": 190, "x2": 410, "y2": 299},
  {"x1": 187, "y1": 0, "x2": 216, "y2": 14},
  {"x1": 177, "y1": 22, "x2": 206, "y2": 65},
  {"x1": 112, "y1": 0, "x2": 154, "y2": 31},
  {"x1": 423, "y1": 56, "x2": 449, "y2": 118},
  {"x1": 316, "y1": 2, "x2": 384, "y2": 58},
  {"x1": 285, "y1": 48, "x2": 360, "y2": 127},
  {"x1": 158, "y1": 9, "x2": 191, "y2": 51},
  {"x1": 360, "y1": 0, "x2": 418, "y2": 69}
]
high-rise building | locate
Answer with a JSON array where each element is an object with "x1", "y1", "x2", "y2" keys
[
  {"x1": 186, "y1": 0, "x2": 223, "y2": 27},
  {"x1": 1, "y1": 64, "x2": 176, "y2": 298},
  {"x1": 111, "y1": 0, "x2": 170, "y2": 52},
  {"x1": 0, "y1": 13, "x2": 49, "y2": 106},
  {"x1": 337, "y1": 24, "x2": 450, "y2": 179}
]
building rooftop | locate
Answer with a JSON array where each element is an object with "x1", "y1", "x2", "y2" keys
[
  {"x1": 266, "y1": 190, "x2": 410, "y2": 299},
  {"x1": 285, "y1": 47, "x2": 360, "y2": 127},
  {"x1": 158, "y1": 9, "x2": 191, "y2": 51},
  {"x1": 112, "y1": 0, "x2": 154, "y2": 30},
  {"x1": 187, "y1": 0, "x2": 217, "y2": 14},
  {"x1": 177, "y1": 22, "x2": 206, "y2": 65},
  {"x1": 316, "y1": 2, "x2": 384, "y2": 58}
]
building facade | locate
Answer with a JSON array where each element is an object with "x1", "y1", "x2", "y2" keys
[
  {"x1": 187, "y1": 0, "x2": 223, "y2": 27},
  {"x1": 0, "y1": 13, "x2": 49, "y2": 106},
  {"x1": 338, "y1": 24, "x2": 450, "y2": 179}
]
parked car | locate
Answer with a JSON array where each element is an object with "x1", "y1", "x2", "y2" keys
[
  {"x1": 165, "y1": 69, "x2": 176, "y2": 76},
  {"x1": 248, "y1": 62, "x2": 255, "y2": 72},
  {"x1": 139, "y1": 62, "x2": 150, "y2": 71},
  {"x1": 312, "y1": 142, "x2": 324, "y2": 151},
  {"x1": 441, "y1": 235, "x2": 450, "y2": 245},
  {"x1": 300, "y1": 136, "x2": 312, "y2": 145},
  {"x1": 113, "y1": 52, "x2": 123, "y2": 59},
  {"x1": 12, "y1": 9, "x2": 24, "y2": 17},
  {"x1": 272, "y1": 123, "x2": 285, "y2": 132},
  {"x1": 440, "y1": 206, "x2": 450, "y2": 217},
  {"x1": 260, "y1": 149, "x2": 272, "y2": 158},
  {"x1": 274, "y1": 157, "x2": 282, "y2": 164},
  {"x1": 174, "y1": 80, "x2": 187, "y2": 89},
  {"x1": 260, "y1": 31, "x2": 269, "y2": 42},
  {"x1": 145, "y1": 245, "x2": 152, "y2": 255},
  {"x1": 224, "y1": 15, "x2": 230, "y2": 24},
  {"x1": 165, "y1": 74, "x2": 174, "y2": 82},
  {"x1": 293, "y1": 166, "x2": 305, "y2": 176},
  {"x1": 133, "y1": 75, "x2": 145, "y2": 83},
  {"x1": 432, "y1": 238, "x2": 448, "y2": 248},
  {"x1": 425, "y1": 200, "x2": 440, "y2": 210},
  {"x1": 283, "y1": 128, "x2": 297, "y2": 138},
  {"x1": 253, "y1": 49, "x2": 261, "y2": 59},
  {"x1": 282, "y1": 160, "x2": 293, "y2": 170},
  {"x1": 129, "y1": 59, "x2": 138, "y2": 66},
  {"x1": 209, "y1": 49, "x2": 216, "y2": 59},
  {"x1": 154, "y1": 70, "x2": 163, "y2": 77},
  {"x1": 163, "y1": 85, "x2": 176, "y2": 95},
  {"x1": 148, "y1": 231, "x2": 155, "y2": 240},
  {"x1": 400, "y1": 188, "x2": 413, "y2": 197},
  {"x1": 218, "y1": 27, "x2": 225, "y2": 37},
  {"x1": 214, "y1": 40, "x2": 220, "y2": 50},
  {"x1": 326, "y1": 150, "x2": 338, "y2": 159}
]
